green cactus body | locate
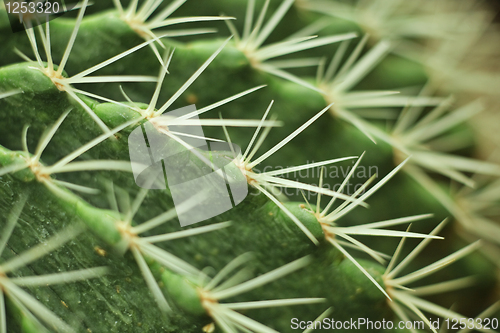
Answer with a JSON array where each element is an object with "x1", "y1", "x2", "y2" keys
[{"x1": 0, "y1": 1, "x2": 499, "y2": 332}]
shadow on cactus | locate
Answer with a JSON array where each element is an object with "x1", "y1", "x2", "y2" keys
[{"x1": 0, "y1": 0, "x2": 499, "y2": 332}]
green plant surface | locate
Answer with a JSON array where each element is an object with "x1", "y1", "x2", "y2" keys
[{"x1": 0, "y1": 0, "x2": 499, "y2": 332}]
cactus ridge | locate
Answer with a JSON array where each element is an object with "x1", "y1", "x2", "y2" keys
[{"x1": 0, "y1": 0, "x2": 499, "y2": 332}]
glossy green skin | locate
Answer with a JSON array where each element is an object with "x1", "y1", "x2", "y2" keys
[
  {"x1": 276, "y1": 201, "x2": 325, "y2": 241},
  {"x1": 0, "y1": 1, "x2": 497, "y2": 332},
  {"x1": 161, "y1": 269, "x2": 206, "y2": 316}
]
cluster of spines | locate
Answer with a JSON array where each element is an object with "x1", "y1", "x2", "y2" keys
[{"x1": 0, "y1": 0, "x2": 499, "y2": 332}]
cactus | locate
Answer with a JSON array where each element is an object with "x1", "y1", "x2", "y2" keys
[{"x1": 0, "y1": 0, "x2": 499, "y2": 332}]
